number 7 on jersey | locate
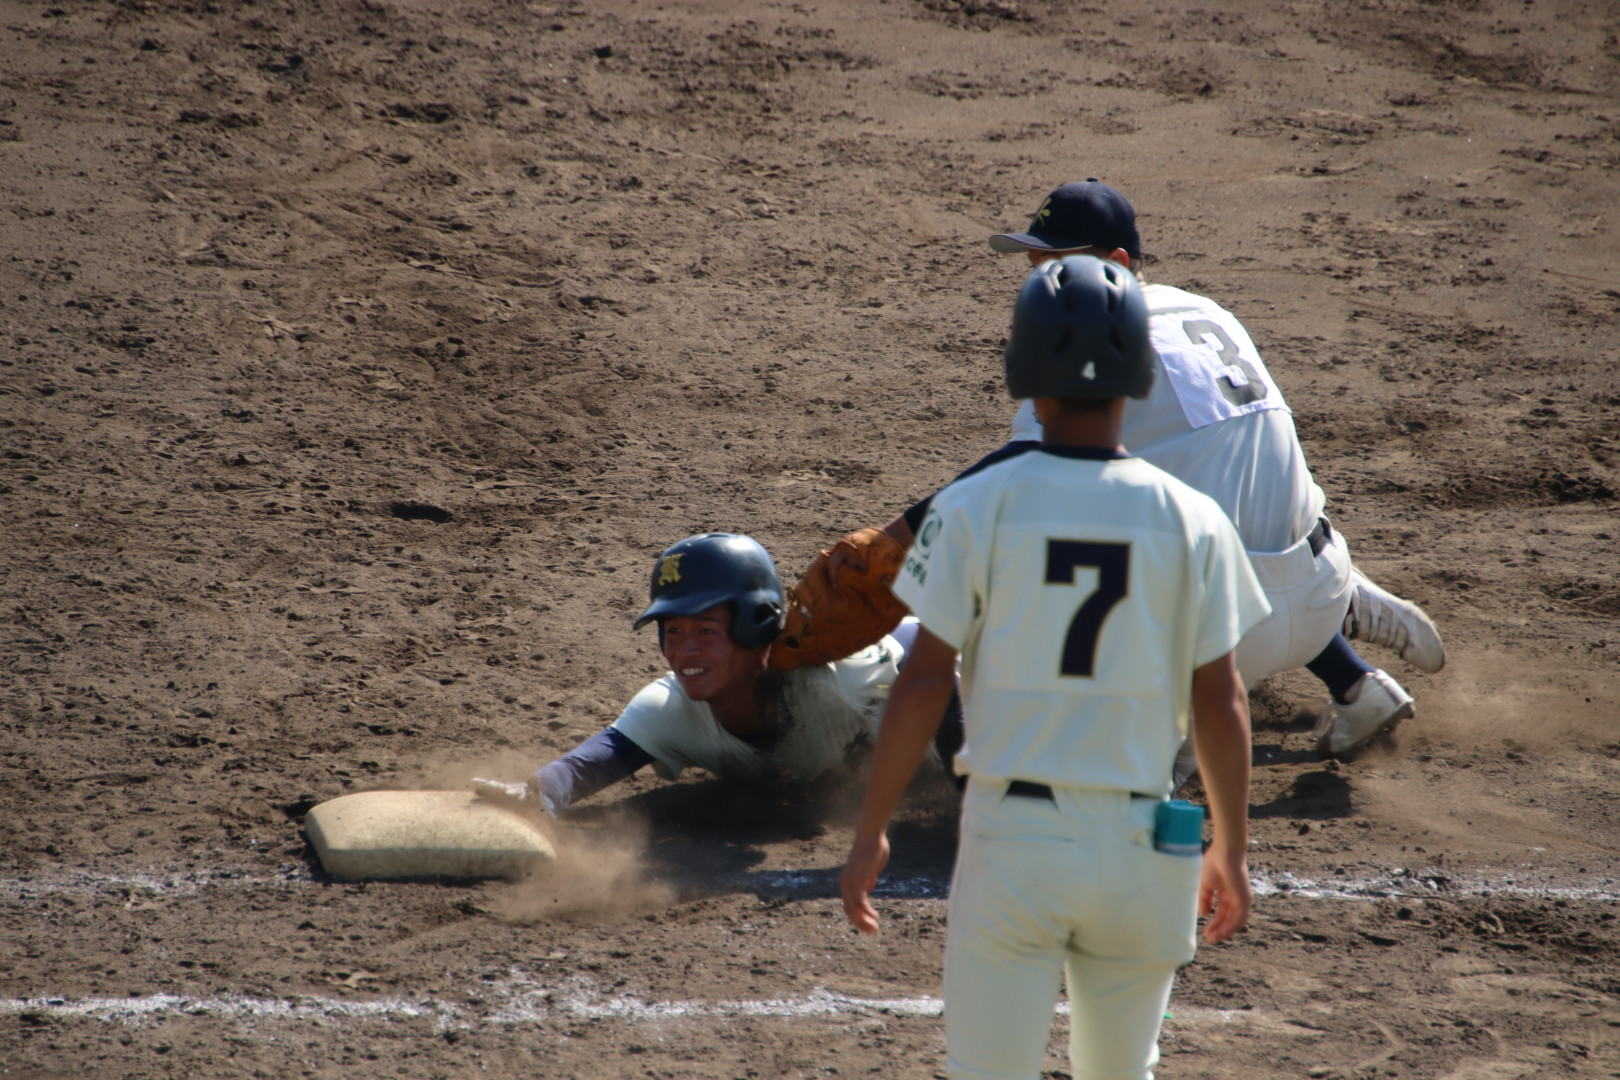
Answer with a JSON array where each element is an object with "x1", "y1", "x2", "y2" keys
[{"x1": 1045, "y1": 540, "x2": 1131, "y2": 678}]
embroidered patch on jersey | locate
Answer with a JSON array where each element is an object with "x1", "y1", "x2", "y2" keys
[
  {"x1": 658, "y1": 553, "x2": 684, "y2": 586},
  {"x1": 904, "y1": 510, "x2": 941, "y2": 587},
  {"x1": 915, "y1": 510, "x2": 943, "y2": 554}
]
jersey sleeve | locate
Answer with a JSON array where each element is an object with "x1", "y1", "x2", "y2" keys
[
  {"x1": 535, "y1": 728, "x2": 656, "y2": 814},
  {"x1": 893, "y1": 482, "x2": 986, "y2": 652},
  {"x1": 1008, "y1": 398, "x2": 1042, "y2": 442},
  {"x1": 901, "y1": 442, "x2": 1041, "y2": 536},
  {"x1": 1191, "y1": 510, "x2": 1272, "y2": 668},
  {"x1": 829, "y1": 636, "x2": 903, "y2": 714},
  {"x1": 609, "y1": 678, "x2": 704, "y2": 780}
]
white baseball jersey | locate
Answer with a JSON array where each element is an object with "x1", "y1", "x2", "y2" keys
[
  {"x1": 611, "y1": 638, "x2": 900, "y2": 785},
  {"x1": 1010, "y1": 283, "x2": 1324, "y2": 554},
  {"x1": 896, "y1": 446, "x2": 1269, "y2": 796}
]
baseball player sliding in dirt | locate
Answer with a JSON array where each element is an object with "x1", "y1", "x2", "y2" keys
[
  {"x1": 841, "y1": 255, "x2": 1268, "y2": 1079},
  {"x1": 474, "y1": 532, "x2": 960, "y2": 816}
]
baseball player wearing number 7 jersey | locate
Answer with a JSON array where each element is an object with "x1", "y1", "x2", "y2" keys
[{"x1": 841, "y1": 256, "x2": 1270, "y2": 1080}]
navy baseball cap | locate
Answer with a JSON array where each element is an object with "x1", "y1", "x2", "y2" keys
[{"x1": 989, "y1": 179, "x2": 1141, "y2": 261}]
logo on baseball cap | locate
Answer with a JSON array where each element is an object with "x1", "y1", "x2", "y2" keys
[{"x1": 989, "y1": 179, "x2": 1141, "y2": 261}]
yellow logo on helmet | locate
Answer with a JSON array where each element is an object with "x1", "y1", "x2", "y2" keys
[
  {"x1": 1032, "y1": 197, "x2": 1053, "y2": 228},
  {"x1": 658, "y1": 553, "x2": 684, "y2": 586}
]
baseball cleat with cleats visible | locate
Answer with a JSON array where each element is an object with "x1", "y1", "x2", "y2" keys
[
  {"x1": 1343, "y1": 569, "x2": 1446, "y2": 673},
  {"x1": 1312, "y1": 669, "x2": 1415, "y2": 758}
]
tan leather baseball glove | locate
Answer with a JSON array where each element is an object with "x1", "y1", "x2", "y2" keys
[{"x1": 768, "y1": 527, "x2": 909, "y2": 670}]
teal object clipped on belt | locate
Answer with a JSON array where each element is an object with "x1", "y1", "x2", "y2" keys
[{"x1": 1154, "y1": 799, "x2": 1204, "y2": 856}]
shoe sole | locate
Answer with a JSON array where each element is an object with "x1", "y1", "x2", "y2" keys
[
  {"x1": 1345, "y1": 624, "x2": 1446, "y2": 675},
  {"x1": 1312, "y1": 699, "x2": 1416, "y2": 759},
  {"x1": 1346, "y1": 576, "x2": 1446, "y2": 673}
]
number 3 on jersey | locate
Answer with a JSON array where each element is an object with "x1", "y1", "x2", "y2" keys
[
  {"x1": 1045, "y1": 540, "x2": 1130, "y2": 677},
  {"x1": 1182, "y1": 318, "x2": 1269, "y2": 408}
]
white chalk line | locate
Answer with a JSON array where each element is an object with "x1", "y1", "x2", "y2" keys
[
  {"x1": 0, "y1": 865, "x2": 310, "y2": 901},
  {"x1": 6, "y1": 861, "x2": 1607, "y2": 1036},
  {"x1": 0, "y1": 972, "x2": 944, "y2": 1030},
  {"x1": 0, "y1": 972, "x2": 1264, "y2": 1032},
  {"x1": 752, "y1": 865, "x2": 1620, "y2": 903},
  {"x1": 2, "y1": 862, "x2": 1612, "y2": 1037},
  {"x1": 4, "y1": 861, "x2": 1617, "y2": 905}
]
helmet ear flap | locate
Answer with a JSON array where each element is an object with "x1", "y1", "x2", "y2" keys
[{"x1": 736, "y1": 599, "x2": 785, "y2": 650}]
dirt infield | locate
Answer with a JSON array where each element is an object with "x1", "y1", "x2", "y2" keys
[{"x1": 2, "y1": 0, "x2": 1618, "y2": 1076}]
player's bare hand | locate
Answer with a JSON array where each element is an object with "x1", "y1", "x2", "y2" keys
[
  {"x1": 1197, "y1": 845, "x2": 1252, "y2": 943},
  {"x1": 839, "y1": 831, "x2": 891, "y2": 935}
]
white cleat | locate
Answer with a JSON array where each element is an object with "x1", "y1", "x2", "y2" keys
[
  {"x1": 1312, "y1": 670, "x2": 1415, "y2": 758},
  {"x1": 1344, "y1": 569, "x2": 1446, "y2": 673}
]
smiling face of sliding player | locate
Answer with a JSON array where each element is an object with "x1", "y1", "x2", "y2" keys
[
  {"x1": 659, "y1": 605, "x2": 773, "y2": 735},
  {"x1": 634, "y1": 532, "x2": 786, "y2": 738}
]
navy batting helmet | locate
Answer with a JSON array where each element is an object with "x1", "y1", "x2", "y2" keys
[
  {"x1": 1003, "y1": 255, "x2": 1155, "y2": 401},
  {"x1": 633, "y1": 533, "x2": 784, "y2": 649}
]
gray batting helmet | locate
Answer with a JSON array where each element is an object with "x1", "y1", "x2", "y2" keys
[
  {"x1": 634, "y1": 533, "x2": 784, "y2": 649},
  {"x1": 1003, "y1": 255, "x2": 1155, "y2": 401}
]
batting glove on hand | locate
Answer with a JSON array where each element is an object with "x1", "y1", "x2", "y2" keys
[{"x1": 470, "y1": 777, "x2": 558, "y2": 819}]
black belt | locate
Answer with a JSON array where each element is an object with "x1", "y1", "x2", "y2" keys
[
  {"x1": 1003, "y1": 780, "x2": 1159, "y2": 803},
  {"x1": 1306, "y1": 516, "x2": 1331, "y2": 557}
]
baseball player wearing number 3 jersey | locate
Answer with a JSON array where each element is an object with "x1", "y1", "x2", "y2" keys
[
  {"x1": 852, "y1": 183, "x2": 1445, "y2": 764},
  {"x1": 989, "y1": 181, "x2": 1445, "y2": 762},
  {"x1": 841, "y1": 256, "x2": 1270, "y2": 1080}
]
